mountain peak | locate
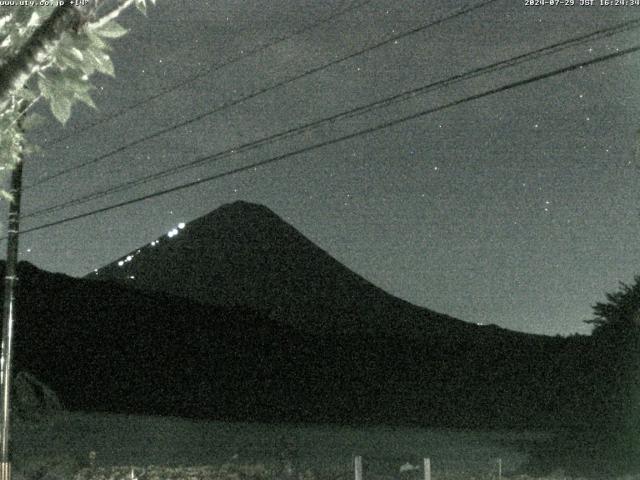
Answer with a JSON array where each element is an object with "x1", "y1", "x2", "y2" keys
[
  {"x1": 200, "y1": 201, "x2": 285, "y2": 228},
  {"x1": 218, "y1": 200, "x2": 271, "y2": 212},
  {"x1": 92, "y1": 201, "x2": 472, "y2": 335}
]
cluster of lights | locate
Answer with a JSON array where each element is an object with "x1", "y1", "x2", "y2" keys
[
  {"x1": 167, "y1": 222, "x2": 186, "y2": 238},
  {"x1": 115, "y1": 222, "x2": 187, "y2": 268},
  {"x1": 117, "y1": 254, "x2": 134, "y2": 267}
]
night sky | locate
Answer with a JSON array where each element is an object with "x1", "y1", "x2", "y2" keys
[{"x1": 5, "y1": 0, "x2": 640, "y2": 336}]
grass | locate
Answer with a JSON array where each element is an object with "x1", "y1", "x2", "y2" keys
[
  {"x1": 11, "y1": 411, "x2": 639, "y2": 479},
  {"x1": 10, "y1": 411, "x2": 549, "y2": 479}
]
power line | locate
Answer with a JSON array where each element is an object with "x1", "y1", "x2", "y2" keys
[
  {"x1": 27, "y1": 0, "x2": 500, "y2": 189},
  {"x1": 12, "y1": 43, "x2": 640, "y2": 239},
  {"x1": 22, "y1": 16, "x2": 640, "y2": 220},
  {"x1": 41, "y1": 0, "x2": 377, "y2": 148}
]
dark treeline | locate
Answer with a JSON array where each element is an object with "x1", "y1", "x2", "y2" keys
[{"x1": 524, "y1": 277, "x2": 640, "y2": 477}]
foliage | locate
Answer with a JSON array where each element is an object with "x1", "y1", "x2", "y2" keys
[
  {"x1": 545, "y1": 276, "x2": 640, "y2": 476},
  {"x1": 587, "y1": 275, "x2": 640, "y2": 336},
  {"x1": 0, "y1": 0, "x2": 156, "y2": 196}
]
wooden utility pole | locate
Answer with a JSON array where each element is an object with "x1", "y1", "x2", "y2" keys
[{"x1": 0, "y1": 146, "x2": 24, "y2": 480}]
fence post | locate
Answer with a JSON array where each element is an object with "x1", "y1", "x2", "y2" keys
[
  {"x1": 497, "y1": 458, "x2": 502, "y2": 480},
  {"x1": 354, "y1": 456, "x2": 362, "y2": 480},
  {"x1": 423, "y1": 458, "x2": 430, "y2": 480}
]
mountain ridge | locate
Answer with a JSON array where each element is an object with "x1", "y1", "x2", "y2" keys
[
  {"x1": 0, "y1": 260, "x2": 595, "y2": 429},
  {"x1": 90, "y1": 201, "x2": 524, "y2": 339},
  {"x1": 0, "y1": 201, "x2": 598, "y2": 428}
]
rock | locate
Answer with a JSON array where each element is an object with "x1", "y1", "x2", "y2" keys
[
  {"x1": 11, "y1": 371, "x2": 62, "y2": 421},
  {"x1": 399, "y1": 462, "x2": 419, "y2": 473}
]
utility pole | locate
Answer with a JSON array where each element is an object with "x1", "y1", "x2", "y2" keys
[{"x1": 0, "y1": 125, "x2": 24, "y2": 480}]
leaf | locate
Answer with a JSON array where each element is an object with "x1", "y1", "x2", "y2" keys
[
  {"x1": 69, "y1": 47, "x2": 84, "y2": 61},
  {"x1": 37, "y1": 76, "x2": 52, "y2": 101},
  {"x1": 77, "y1": 52, "x2": 99, "y2": 76},
  {"x1": 95, "y1": 53, "x2": 115, "y2": 76},
  {"x1": 60, "y1": 68, "x2": 88, "y2": 93},
  {"x1": 21, "y1": 113, "x2": 45, "y2": 130},
  {"x1": 54, "y1": 69, "x2": 96, "y2": 109},
  {"x1": 0, "y1": 33, "x2": 13, "y2": 50},
  {"x1": 0, "y1": 190, "x2": 13, "y2": 203},
  {"x1": 49, "y1": 95, "x2": 72, "y2": 124},
  {"x1": 18, "y1": 87, "x2": 37, "y2": 102},
  {"x1": 0, "y1": 14, "x2": 13, "y2": 31},
  {"x1": 94, "y1": 21, "x2": 128, "y2": 39},
  {"x1": 57, "y1": 50, "x2": 86, "y2": 72},
  {"x1": 86, "y1": 31, "x2": 111, "y2": 53},
  {"x1": 135, "y1": 0, "x2": 147, "y2": 16},
  {"x1": 75, "y1": 89, "x2": 96, "y2": 109},
  {"x1": 26, "y1": 11, "x2": 40, "y2": 27},
  {"x1": 45, "y1": 70, "x2": 67, "y2": 96}
]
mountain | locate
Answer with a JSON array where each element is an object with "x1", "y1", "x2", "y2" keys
[
  {"x1": 0, "y1": 202, "x2": 603, "y2": 429},
  {"x1": 91, "y1": 201, "x2": 492, "y2": 337},
  {"x1": 0, "y1": 261, "x2": 598, "y2": 429}
]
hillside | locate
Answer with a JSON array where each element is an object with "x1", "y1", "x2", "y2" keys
[
  {"x1": 91, "y1": 201, "x2": 482, "y2": 337},
  {"x1": 0, "y1": 261, "x2": 595, "y2": 429}
]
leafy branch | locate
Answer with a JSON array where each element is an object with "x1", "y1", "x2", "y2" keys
[{"x1": 0, "y1": 0, "x2": 155, "y2": 195}]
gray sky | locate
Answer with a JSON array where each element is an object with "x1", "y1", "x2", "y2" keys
[{"x1": 6, "y1": 0, "x2": 640, "y2": 335}]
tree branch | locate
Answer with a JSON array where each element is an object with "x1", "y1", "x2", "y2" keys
[
  {"x1": 0, "y1": 3, "x2": 81, "y2": 110},
  {"x1": 88, "y1": 0, "x2": 136, "y2": 31}
]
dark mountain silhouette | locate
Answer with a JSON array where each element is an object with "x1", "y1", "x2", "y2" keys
[
  {"x1": 65, "y1": 201, "x2": 602, "y2": 428},
  {"x1": 0, "y1": 202, "x2": 619, "y2": 475},
  {"x1": 3, "y1": 261, "x2": 596, "y2": 429},
  {"x1": 91, "y1": 201, "x2": 501, "y2": 338},
  {"x1": 0, "y1": 199, "x2": 603, "y2": 430}
]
